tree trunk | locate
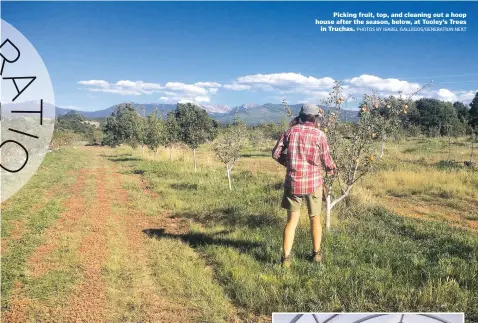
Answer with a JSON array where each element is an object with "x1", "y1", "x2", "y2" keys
[
  {"x1": 326, "y1": 194, "x2": 332, "y2": 231},
  {"x1": 227, "y1": 166, "x2": 232, "y2": 191},
  {"x1": 154, "y1": 149, "x2": 158, "y2": 159},
  {"x1": 471, "y1": 140, "x2": 474, "y2": 161},
  {"x1": 448, "y1": 134, "x2": 451, "y2": 161},
  {"x1": 325, "y1": 185, "x2": 353, "y2": 231},
  {"x1": 170, "y1": 148, "x2": 172, "y2": 161},
  {"x1": 380, "y1": 133, "x2": 386, "y2": 158},
  {"x1": 142, "y1": 144, "x2": 145, "y2": 154},
  {"x1": 193, "y1": 149, "x2": 197, "y2": 173}
]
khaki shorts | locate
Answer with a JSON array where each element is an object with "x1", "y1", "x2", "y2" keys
[{"x1": 281, "y1": 186, "x2": 323, "y2": 217}]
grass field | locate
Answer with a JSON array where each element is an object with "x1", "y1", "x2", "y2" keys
[{"x1": 1, "y1": 137, "x2": 477, "y2": 322}]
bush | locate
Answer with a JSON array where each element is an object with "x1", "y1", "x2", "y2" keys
[{"x1": 436, "y1": 160, "x2": 463, "y2": 170}]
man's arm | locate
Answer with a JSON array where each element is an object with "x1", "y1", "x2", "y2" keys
[
  {"x1": 318, "y1": 133, "x2": 336, "y2": 173},
  {"x1": 272, "y1": 132, "x2": 287, "y2": 166}
]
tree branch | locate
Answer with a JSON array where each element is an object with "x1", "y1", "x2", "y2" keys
[{"x1": 330, "y1": 184, "x2": 353, "y2": 209}]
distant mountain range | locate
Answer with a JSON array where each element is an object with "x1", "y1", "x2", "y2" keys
[{"x1": 55, "y1": 102, "x2": 359, "y2": 124}]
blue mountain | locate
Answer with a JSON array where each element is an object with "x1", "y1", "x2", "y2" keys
[{"x1": 55, "y1": 102, "x2": 359, "y2": 124}]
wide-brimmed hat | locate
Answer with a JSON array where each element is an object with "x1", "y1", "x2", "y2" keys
[{"x1": 300, "y1": 103, "x2": 321, "y2": 116}]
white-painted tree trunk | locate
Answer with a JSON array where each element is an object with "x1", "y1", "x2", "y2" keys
[
  {"x1": 193, "y1": 149, "x2": 197, "y2": 172},
  {"x1": 325, "y1": 185, "x2": 353, "y2": 231},
  {"x1": 380, "y1": 133, "x2": 386, "y2": 158},
  {"x1": 154, "y1": 149, "x2": 158, "y2": 159},
  {"x1": 142, "y1": 144, "x2": 145, "y2": 154},
  {"x1": 326, "y1": 194, "x2": 332, "y2": 230},
  {"x1": 471, "y1": 140, "x2": 474, "y2": 161},
  {"x1": 170, "y1": 148, "x2": 172, "y2": 161},
  {"x1": 227, "y1": 166, "x2": 232, "y2": 190}
]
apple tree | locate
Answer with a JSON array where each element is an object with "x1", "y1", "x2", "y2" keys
[
  {"x1": 318, "y1": 81, "x2": 431, "y2": 229},
  {"x1": 212, "y1": 123, "x2": 248, "y2": 190},
  {"x1": 144, "y1": 108, "x2": 164, "y2": 158},
  {"x1": 174, "y1": 103, "x2": 218, "y2": 172},
  {"x1": 103, "y1": 103, "x2": 143, "y2": 148},
  {"x1": 281, "y1": 81, "x2": 424, "y2": 229},
  {"x1": 163, "y1": 111, "x2": 181, "y2": 161}
]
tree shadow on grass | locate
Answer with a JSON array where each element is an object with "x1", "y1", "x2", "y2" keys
[
  {"x1": 241, "y1": 153, "x2": 270, "y2": 158},
  {"x1": 177, "y1": 207, "x2": 281, "y2": 230},
  {"x1": 170, "y1": 183, "x2": 198, "y2": 191},
  {"x1": 143, "y1": 228, "x2": 262, "y2": 253},
  {"x1": 107, "y1": 157, "x2": 143, "y2": 163},
  {"x1": 270, "y1": 182, "x2": 283, "y2": 191},
  {"x1": 366, "y1": 208, "x2": 478, "y2": 263},
  {"x1": 100, "y1": 152, "x2": 131, "y2": 158},
  {"x1": 399, "y1": 225, "x2": 477, "y2": 262}
]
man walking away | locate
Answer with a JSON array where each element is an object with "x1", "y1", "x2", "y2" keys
[{"x1": 272, "y1": 103, "x2": 336, "y2": 268}]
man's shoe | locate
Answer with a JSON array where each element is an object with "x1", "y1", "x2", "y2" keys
[
  {"x1": 281, "y1": 255, "x2": 291, "y2": 268},
  {"x1": 308, "y1": 251, "x2": 322, "y2": 263}
]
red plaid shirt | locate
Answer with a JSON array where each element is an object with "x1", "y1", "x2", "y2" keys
[{"x1": 272, "y1": 122, "x2": 335, "y2": 195}]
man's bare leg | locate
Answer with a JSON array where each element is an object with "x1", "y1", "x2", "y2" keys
[
  {"x1": 309, "y1": 215, "x2": 322, "y2": 253},
  {"x1": 283, "y1": 210, "x2": 300, "y2": 258}
]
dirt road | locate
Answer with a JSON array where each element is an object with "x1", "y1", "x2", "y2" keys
[{"x1": 2, "y1": 147, "x2": 235, "y2": 322}]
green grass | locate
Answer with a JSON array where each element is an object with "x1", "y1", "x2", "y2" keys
[
  {"x1": 1, "y1": 149, "x2": 89, "y2": 311},
  {"x1": 110, "y1": 146, "x2": 478, "y2": 321},
  {"x1": 116, "y1": 174, "x2": 234, "y2": 322},
  {"x1": 3, "y1": 138, "x2": 477, "y2": 322},
  {"x1": 1, "y1": 199, "x2": 64, "y2": 309},
  {"x1": 146, "y1": 236, "x2": 234, "y2": 322}
]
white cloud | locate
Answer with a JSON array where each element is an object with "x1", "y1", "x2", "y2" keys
[
  {"x1": 79, "y1": 79, "x2": 161, "y2": 96},
  {"x1": 458, "y1": 90, "x2": 478, "y2": 102},
  {"x1": 178, "y1": 99, "x2": 202, "y2": 107},
  {"x1": 436, "y1": 88, "x2": 456, "y2": 101},
  {"x1": 194, "y1": 96, "x2": 211, "y2": 103},
  {"x1": 78, "y1": 76, "x2": 476, "y2": 106},
  {"x1": 224, "y1": 73, "x2": 336, "y2": 100},
  {"x1": 434, "y1": 88, "x2": 477, "y2": 103},
  {"x1": 236, "y1": 73, "x2": 335, "y2": 90},
  {"x1": 79, "y1": 79, "x2": 219, "y2": 104},
  {"x1": 115, "y1": 80, "x2": 162, "y2": 91},
  {"x1": 345, "y1": 75, "x2": 422, "y2": 94},
  {"x1": 78, "y1": 80, "x2": 110, "y2": 87},
  {"x1": 300, "y1": 90, "x2": 331, "y2": 103},
  {"x1": 224, "y1": 83, "x2": 252, "y2": 91},
  {"x1": 159, "y1": 94, "x2": 211, "y2": 104},
  {"x1": 163, "y1": 82, "x2": 208, "y2": 95},
  {"x1": 88, "y1": 87, "x2": 143, "y2": 96},
  {"x1": 194, "y1": 82, "x2": 222, "y2": 88}
]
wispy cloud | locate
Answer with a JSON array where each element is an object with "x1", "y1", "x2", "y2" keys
[
  {"x1": 78, "y1": 80, "x2": 162, "y2": 96},
  {"x1": 224, "y1": 83, "x2": 251, "y2": 91},
  {"x1": 162, "y1": 82, "x2": 207, "y2": 95},
  {"x1": 224, "y1": 73, "x2": 335, "y2": 94},
  {"x1": 78, "y1": 74, "x2": 476, "y2": 106},
  {"x1": 344, "y1": 74, "x2": 422, "y2": 94},
  {"x1": 194, "y1": 82, "x2": 222, "y2": 88},
  {"x1": 78, "y1": 80, "x2": 110, "y2": 87},
  {"x1": 78, "y1": 79, "x2": 221, "y2": 104},
  {"x1": 223, "y1": 72, "x2": 476, "y2": 104},
  {"x1": 435, "y1": 88, "x2": 477, "y2": 103},
  {"x1": 63, "y1": 105, "x2": 85, "y2": 111}
]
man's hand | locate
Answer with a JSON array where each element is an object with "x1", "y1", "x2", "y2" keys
[{"x1": 326, "y1": 164, "x2": 337, "y2": 176}]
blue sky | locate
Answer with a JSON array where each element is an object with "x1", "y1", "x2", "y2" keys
[{"x1": 2, "y1": 1, "x2": 478, "y2": 112}]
